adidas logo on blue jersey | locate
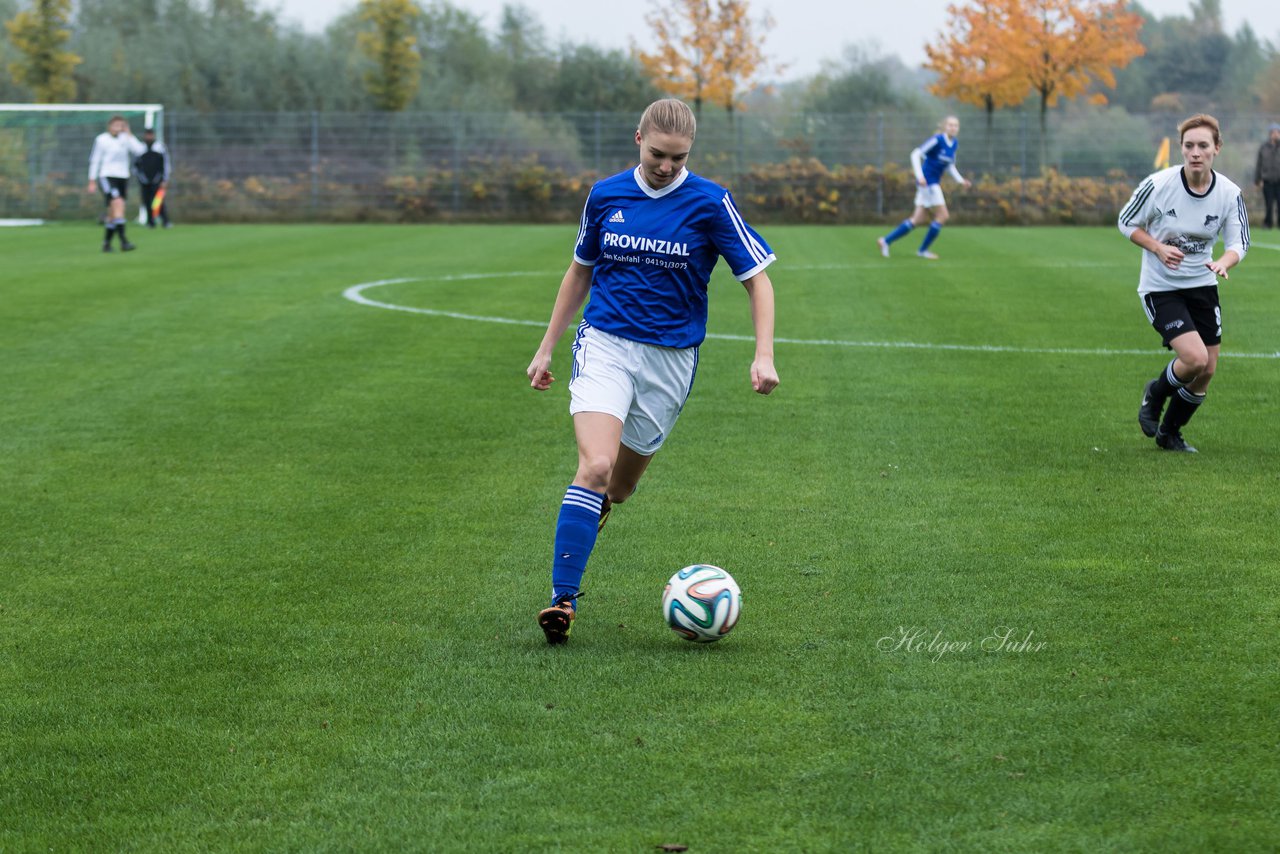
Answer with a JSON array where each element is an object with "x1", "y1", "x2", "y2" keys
[{"x1": 609, "y1": 209, "x2": 625, "y2": 223}]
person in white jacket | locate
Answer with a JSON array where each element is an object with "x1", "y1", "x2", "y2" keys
[
  {"x1": 1119, "y1": 113, "x2": 1250, "y2": 453},
  {"x1": 87, "y1": 116, "x2": 146, "y2": 252}
]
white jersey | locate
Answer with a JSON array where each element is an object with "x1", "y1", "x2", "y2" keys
[
  {"x1": 88, "y1": 131, "x2": 146, "y2": 182},
  {"x1": 1118, "y1": 166, "x2": 1249, "y2": 295}
]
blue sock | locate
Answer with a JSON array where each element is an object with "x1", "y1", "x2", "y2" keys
[
  {"x1": 883, "y1": 219, "x2": 914, "y2": 245},
  {"x1": 919, "y1": 222, "x2": 942, "y2": 253},
  {"x1": 551, "y1": 485, "x2": 604, "y2": 608}
]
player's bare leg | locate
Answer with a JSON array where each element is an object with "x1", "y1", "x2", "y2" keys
[
  {"x1": 598, "y1": 445, "x2": 653, "y2": 531},
  {"x1": 571, "y1": 411, "x2": 623, "y2": 493},
  {"x1": 539, "y1": 411, "x2": 623, "y2": 643}
]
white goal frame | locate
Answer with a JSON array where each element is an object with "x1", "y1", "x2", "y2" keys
[{"x1": 0, "y1": 103, "x2": 165, "y2": 225}]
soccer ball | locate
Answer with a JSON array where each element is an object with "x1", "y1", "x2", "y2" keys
[{"x1": 662, "y1": 564, "x2": 741, "y2": 643}]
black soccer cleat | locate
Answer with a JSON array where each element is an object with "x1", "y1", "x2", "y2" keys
[
  {"x1": 1155, "y1": 429, "x2": 1197, "y2": 453},
  {"x1": 121, "y1": 241, "x2": 137, "y2": 252},
  {"x1": 538, "y1": 597, "x2": 576, "y2": 645},
  {"x1": 1138, "y1": 378, "x2": 1164, "y2": 437}
]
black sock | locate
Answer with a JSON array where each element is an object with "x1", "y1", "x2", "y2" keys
[
  {"x1": 1150, "y1": 359, "x2": 1189, "y2": 402},
  {"x1": 104, "y1": 225, "x2": 115, "y2": 244},
  {"x1": 1160, "y1": 387, "x2": 1204, "y2": 435},
  {"x1": 117, "y1": 223, "x2": 128, "y2": 243}
]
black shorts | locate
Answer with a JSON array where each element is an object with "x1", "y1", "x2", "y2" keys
[
  {"x1": 1142, "y1": 286, "x2": 1221, "y2": 348},
  {"x1": 99, "y1": 177, "x2": 128, "y2": 203}
]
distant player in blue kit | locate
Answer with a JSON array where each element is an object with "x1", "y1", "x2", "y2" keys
[
  {"x1": 526, "y1": 98, "x2": 779, "y2": 645},
  {"x1": 878, "y1": 115, "x2": 971, "y2": 260},
  {"x1": 1121, "y1": 114, "x2": 1249, "y2": 453}
]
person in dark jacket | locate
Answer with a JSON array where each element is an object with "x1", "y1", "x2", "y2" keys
[
  {"x1": 133, "y1": 128, "x2": 172, "y2": 228},
  {"x1": 1255, "y1": 122, "x2": 1280, "y2": 229}
]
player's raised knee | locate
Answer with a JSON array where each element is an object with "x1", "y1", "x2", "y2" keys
[{"x1": 575, "y1": 455, "x2": 614, "y2": 492}]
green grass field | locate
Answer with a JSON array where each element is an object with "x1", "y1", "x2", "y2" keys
[{"x1": 3, "y1": 222, "x2": 1278, "y2": 852}]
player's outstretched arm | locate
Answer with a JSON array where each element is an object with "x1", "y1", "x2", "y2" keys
[
  {"x1": 87, "y1": 139, "x2": 102, "y2": 192},
  {"x1": 1207, "y1": 250, "x2": 1240, "y2": 279},
  {"x1": 741, "y1": 271, "x2": 779, "y2": 396},
  {"x1": 1128, "y1": 227, "x2": 1184, "y2": 270},
  {"x1": 527, "y1": 261, "x2": 593, "y2": 390},
  {"x1": 1209, "y1": 194, "x2": 1249, "y2": 279}
]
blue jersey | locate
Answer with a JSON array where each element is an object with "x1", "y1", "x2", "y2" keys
[
  {"x1": 573, "y1": 166, "x2": 775, "y2": 349},
  {"x1": 917, "y1": 133, "x2": 959, "y2": 186}
]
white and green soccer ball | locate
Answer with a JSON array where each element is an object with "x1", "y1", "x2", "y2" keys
[{"x1": 662, "y1": 564, "x2": 741, "y2": 643}]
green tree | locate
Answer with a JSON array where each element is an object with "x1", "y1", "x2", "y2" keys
[
  {"x1": 496, "y1": 4, "x2": 556, "y2": 111},
  {"x1": 0, "y1": 0, "x2": 24, "y2": 100},
  {"x1": 803, "y1": 46, "x2": 924, "y2": 114},
  {"x1": 553, "y1": 44, "x2": 661, "y2": 112},
  {"x1": 357, "y1": 0, "x2": 424, "y2": 111},
  {"x1": 411, "y1": 2, "x2": 508, "y2": 110},
  {"x1": 1216, "y1": 23, "x2": 1267, "y2": 112},
  {"x1": 5, "y1": 0, "x2": 81, "y2": 102},
  {"x1": 1111, "y1": 0, "x2": 1251, "y2": 113}
]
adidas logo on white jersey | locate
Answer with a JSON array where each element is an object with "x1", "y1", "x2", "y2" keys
[{"x1": 608, "y1": 209, "x2": 626, "y2": 223}]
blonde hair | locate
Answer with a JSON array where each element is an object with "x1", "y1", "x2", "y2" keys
[
  {"x1": 1179, "y1": 114, "x2": 1222, "y2": 146},
  {"x1": 638, "y1": 99, "x2": 697, "y2": 141}
]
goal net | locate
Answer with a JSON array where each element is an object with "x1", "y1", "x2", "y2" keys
[{"x1": 0, "y1": 103, "x2": 164, "y2": 224}]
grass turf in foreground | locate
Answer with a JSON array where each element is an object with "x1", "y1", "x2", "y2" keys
[{"x1": 1, "y1": 223, "x2": 1277, "y2": 851}]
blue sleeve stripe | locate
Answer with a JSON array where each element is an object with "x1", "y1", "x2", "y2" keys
[{"x1": 721, "y1": 194, "x2": 769, "y2": 266}]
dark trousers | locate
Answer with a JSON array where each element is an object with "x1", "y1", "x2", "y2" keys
[
  {"x1": 1263, "y1": 181, "x2": 1280, "y2": 228},
  {"x1": 139, "y1": 183, "x2": 170, "y2": 226}
]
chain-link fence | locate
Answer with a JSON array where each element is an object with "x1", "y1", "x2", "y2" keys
[{"x1": 2, "y1": 109, "x2": 1273, "y2": 224}]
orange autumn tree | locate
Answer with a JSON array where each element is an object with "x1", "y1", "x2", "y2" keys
[
  {"x1": 636, "y1": 0, "x2": 780, "y2": 119},
  {"x1": 1006, "y1": 0, "x2": 1145, "y2": 166},
  {"x1": 925, "y1": 0, "x2": 1143, "y2": 169},
  {"x1": 925, "y1": 0, "x2": 1029, "y2": 169},
  {"x1": 704, "y1": 1, "x2": 783, "y2": 121}
]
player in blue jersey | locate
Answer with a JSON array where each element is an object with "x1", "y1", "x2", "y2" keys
[
  {"x1": 526, "y1": 98, "x2": 779, "y2": 645},
  {"x1": 877, "y1": 116, "x2": 971, "y2": 260}
]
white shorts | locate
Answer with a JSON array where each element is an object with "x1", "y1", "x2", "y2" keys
[
  {"x1": 568, "y1": 322, "x2": 698, "y2": 455},
  {"x1": 914, "y1": 183, "x2": 946, "y2": 209}
]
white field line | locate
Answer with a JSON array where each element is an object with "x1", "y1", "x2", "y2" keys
[{"x1": 342, "y1": 276, "x2": 1280, "y2": 360}]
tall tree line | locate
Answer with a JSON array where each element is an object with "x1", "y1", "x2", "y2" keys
[
  {"x1": 2, "y1": 0, "x2": 660, "y2": 111},
  {"x1": 3, "y1": 0, "x2": 1278, "y2": 116}
]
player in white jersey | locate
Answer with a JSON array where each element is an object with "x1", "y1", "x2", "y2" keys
[
  {"x1": 877, "y1": 115, "x2": 971, "y2": 260},
  {"x1": 527, "y1": 98, "x2": 779, "y2": 644},
  {"x1": 87, "y1": 115, "x2": 147, "y2": 252},
  {"x1": 1118, "y1": 114, "x2": 1249, "y2": 453}
]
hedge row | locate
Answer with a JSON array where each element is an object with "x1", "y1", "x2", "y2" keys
[{"x1": 1, "y1": 157, "x2": 1151, "y2": 225}]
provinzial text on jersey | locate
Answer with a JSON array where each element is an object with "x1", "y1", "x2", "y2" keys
[{"x1": 602, "y1": 233, "x2": 691, "y2": 256}]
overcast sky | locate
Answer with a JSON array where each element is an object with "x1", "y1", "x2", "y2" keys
[{"x1": 269, "y1": 0, "x2": 1280, "y2": 81}]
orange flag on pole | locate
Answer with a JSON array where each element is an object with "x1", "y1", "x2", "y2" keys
[{"x1": 1154, "y1": 137, "x2": 1170, "y2": 169}]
